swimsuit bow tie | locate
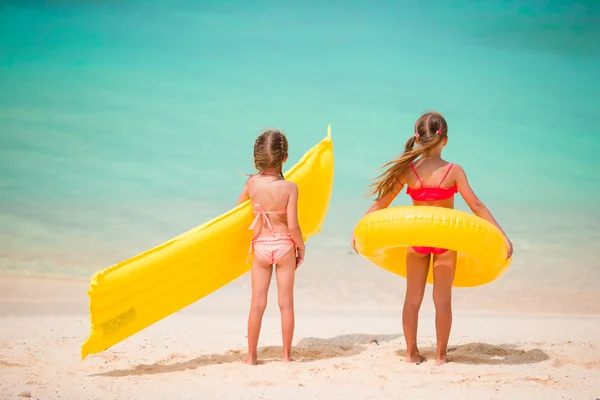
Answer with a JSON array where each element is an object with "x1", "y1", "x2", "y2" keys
[{"x1": 248, "y1": 204, "x2": 274, "y2": 233}]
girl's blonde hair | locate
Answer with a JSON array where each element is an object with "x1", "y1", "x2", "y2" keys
[
  {"x1": 369, "y1": 111, "x2": 448, "y2": 200},
  {"x1": 253, "y1": 129, "x2": 289, "y2": 178}
]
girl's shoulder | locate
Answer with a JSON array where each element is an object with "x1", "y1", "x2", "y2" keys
[
  {"x1": 280, "y1": 179, "x2": 298, "y2": 192},
  {"x1": 247, "y1": 174, "x2": 297, "y2": 191},
  {"x1": 446, "y1": 161, "x2": 463, "y2": 171},
  {"x1": 274, "y1": 180, "x2": 298, "y2": 200},
  {"x1": 446, "y1": 162, "x2": 468, "y2": 182}
]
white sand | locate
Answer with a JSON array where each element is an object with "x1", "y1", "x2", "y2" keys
[{"x1": 1, "y1": 272, "x2": 600, "y2": 400}]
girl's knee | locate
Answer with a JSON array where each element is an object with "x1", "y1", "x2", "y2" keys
[
  {"x1": 251, "y1": 297, "x2": 268, "y2": 312},
  {"x1": 433, "y1": 294, "x2": 452, "y2": 311},
  {"x1": 404, "y1": 294, "x2": 424, "y2": 309},
  {"x1": 278, "y1": 296, "x2": 294, "y2": 311}
]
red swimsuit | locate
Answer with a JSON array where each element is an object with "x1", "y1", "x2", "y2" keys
[{"x1": 406, "y1": 162, "x2": 457, "y2": 255}]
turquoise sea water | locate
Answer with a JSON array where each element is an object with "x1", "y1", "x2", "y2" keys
[{"x1": 1, "y1": 1, "x2": 599, "y2": 292}]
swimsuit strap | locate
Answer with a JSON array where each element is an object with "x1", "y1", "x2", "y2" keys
[
  {"x1": 258, "y1": 171, "x2": 283, "y2": 179},
  {"x1": 438, "y1": 163, "x2": 454, "y2": 187},
  {"x1": 409, "y1": 162, "x2": 424, "y2": 187},
  {"x1": 245, "y1": 171, "x2": 282, "y2": 183}
]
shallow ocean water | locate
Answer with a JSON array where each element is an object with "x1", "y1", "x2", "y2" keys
[{"x1": 1, "y1": 1, "x2": 599, "y2": 304}]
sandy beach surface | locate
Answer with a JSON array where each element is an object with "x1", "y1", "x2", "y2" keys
[{"x1": 1, "y1": 271, "x2": 599, "y2": 400}]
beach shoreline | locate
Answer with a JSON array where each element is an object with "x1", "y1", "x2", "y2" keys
[{"x1": 1, "y1": 271, "x2": 600, "y2": 399}]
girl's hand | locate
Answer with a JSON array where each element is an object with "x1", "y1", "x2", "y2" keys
[
  {"x1": 505, "y1": 237, "x2": 513, "y2": 259},
  {"x1": 351, "y1": 233, "x2": 358, "y2": 254},
  {"x1": 296, "y1": 247, "x2": 305, "y2": 269}
]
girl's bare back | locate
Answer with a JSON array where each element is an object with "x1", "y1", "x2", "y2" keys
[
  {"x1": 247, "y1": 174, "x2": 296, "y2": 235},
  {"x1": 401, "y1": 158, "x2": 458, "y2": 209}
]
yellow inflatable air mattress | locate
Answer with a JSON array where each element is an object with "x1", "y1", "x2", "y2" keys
[
  {"x1": 81, "y1": 126, "x2": 334, "y2": 360},
  {"x1": 353, "y1": 206, "x2": 511, "y2": 287}
]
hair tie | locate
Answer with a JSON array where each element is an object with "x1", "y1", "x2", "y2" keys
[
  {"x1": 414, "y1": 132, "x2": 420, "y2": 139},
  {"x1": 436, "y1": 129, "x2": 442, "y2": 135}
]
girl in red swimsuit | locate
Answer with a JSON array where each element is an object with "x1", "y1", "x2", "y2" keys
[
  {"x1": 237, "y1": 130, "x2": 306, "y2": 365},
  {"x1": 352, "y1": 111, "x2": 512, "y2": 365}
]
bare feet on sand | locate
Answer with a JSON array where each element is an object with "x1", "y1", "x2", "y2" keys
[
  {"x1": 245, "y1": 355, "x2": 258, "y2": 365},
  {"x1": 435, "y1": 355, "x2": 448, "y2": 366},
  {"x1": 405, "y1": 353, "x2": 425, "y2": 364}
]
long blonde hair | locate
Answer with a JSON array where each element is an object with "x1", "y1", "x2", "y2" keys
[
  {"x1": 253, "y1": 129, "x2": 289, "y2": 179},
  {"x1": 369, "y1": 111, "x2": 449, "y2": 200}
]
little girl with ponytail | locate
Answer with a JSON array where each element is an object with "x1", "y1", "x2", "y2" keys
[{"x1": 352, "y1": 111, "x2": 512, "y2": 366}]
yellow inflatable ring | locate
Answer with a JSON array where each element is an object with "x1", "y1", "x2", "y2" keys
[{"x1": 353, "y1": 206, "x2": 512, "y2": 287}]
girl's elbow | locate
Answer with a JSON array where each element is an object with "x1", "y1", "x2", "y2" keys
[
  {"x1": 288, "y1": 221, "x2": 300, "y2": 231},
  {"x1": 470, "y1": 200, "x2": 486, "y2": 212}
]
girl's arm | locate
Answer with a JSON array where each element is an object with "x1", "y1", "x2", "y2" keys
[
  {"x1": 286, "y1": 183, "x2": 305, "y2": 266},
  {"x1": 351, "y1": 181, "x2": 404, "y2": 252},
  {"x1": 365, "y1": 181, "x2": 404, "y2": 215},
  {"x1": 455, "y1": 165, "x2": 513, "y2": 258},
  {"x1": 236, "y1": 181, "x2": 250, "y2": 206},
  {"x1": 286, "y1": 183, "x2": 304, "y2": 248}
]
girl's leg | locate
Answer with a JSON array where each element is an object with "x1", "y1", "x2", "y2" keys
[
  {"x1": 432, "y1": 250, "x2": 457, "y2": 366},
  {"x1": 275, "y1": 249, "x2": 297, "y2": 362},
  {"x1": 402, "y1": 248, "x2": 430, "y2": 363},
  {"x1": 247, "y1": 256, "x2": 273, "y2": 365}
]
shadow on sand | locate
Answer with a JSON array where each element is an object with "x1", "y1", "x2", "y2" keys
[
  {"x1": 92, "y1": 333, "x2": 401, "y2": 377},
  {"x1": 396, "y1": 342, "x2": 550, "y2": 365}
]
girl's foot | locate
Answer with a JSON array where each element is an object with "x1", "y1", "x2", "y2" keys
[
  {"x1": 246, "y1": 354, "x2": 258, "y2": 365},
  {"x1": 405, "y1": 353, "x2": 425, "y2": 364},
  {"x1": 282, "y1": 356, "x2": 294, "y2": 363},
  {"x1": 435, "y1": 354, "x2": 448, "y2": 366}
]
